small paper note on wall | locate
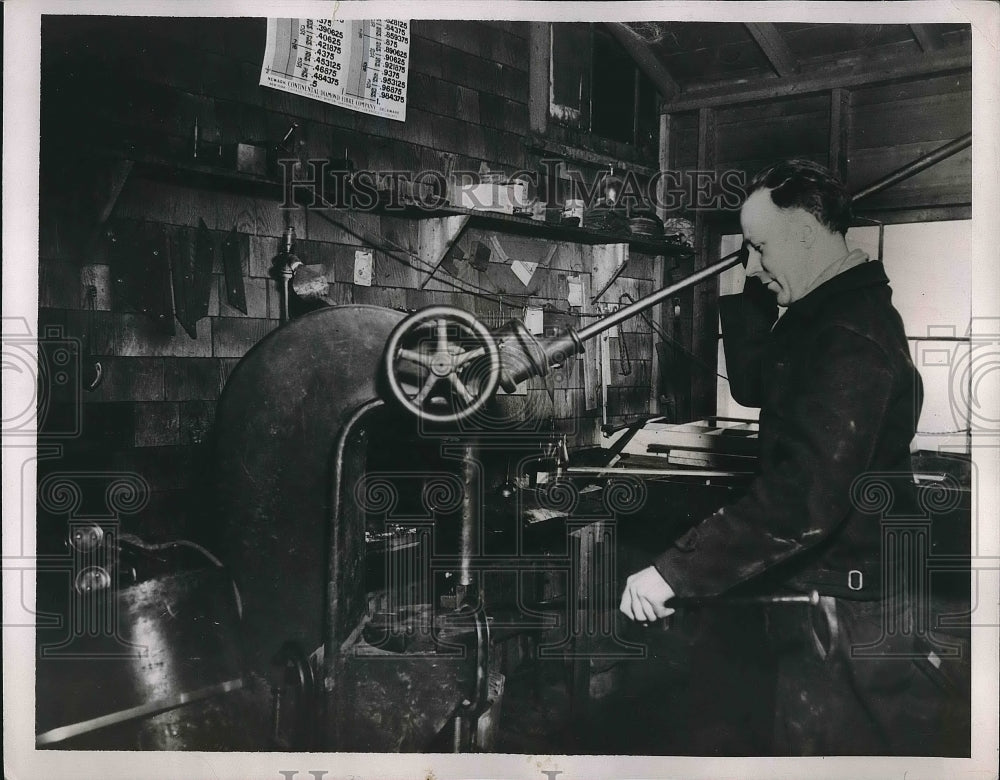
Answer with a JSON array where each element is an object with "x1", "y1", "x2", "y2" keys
[
  {"x1": 524, "y1": 307, "x2": 544, "y2": 335},
  {"x1": 354, "y1": 250, "x2": 374, "y2": 286},
  {"x1": 567, "y1": 276, "x2": 583, "y2": 307},
  {"x1": 511, "y1": 260, "x2": 539, "y2": 286}
]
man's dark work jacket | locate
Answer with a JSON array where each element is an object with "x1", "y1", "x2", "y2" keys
[{"x1": 654, "y1": 260, "x2": 923, "y2": 600}]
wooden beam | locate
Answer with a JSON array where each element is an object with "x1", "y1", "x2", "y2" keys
[
  {"x1": 651, "y1": 111, "x2": 673, "y2": 416},
  {"x1": 529, "y1": 22, "x2": 549, "y2": 135},
  {"x1": 910, "y1": 24, "x2": 943, "y2": 53},
  {"x1": 691, "y1": 107, "x2": 718, "y2": 421},
  {"x1": 604, "y1": 22, "x2": 679, "y2": 102},
  {"x1": 744, "y1": 23, "x2": 798, "y2": 78},
  {"x1": 695, "y1": 108, "x2": 716, "y2": 206},
  {"x1": 657, "y1": 113, "x2": 673, "y2": 222},
  {"x1": 662, "y1": 45, "x2": 970, "y2": 113},
  {"x1": 828, "y1": 88, "x2": 852, "y2": 182}
]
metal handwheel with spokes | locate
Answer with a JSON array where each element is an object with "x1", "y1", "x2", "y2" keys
[{"x1": 383, "y1": 306, "x2": 502, "y2": 424}]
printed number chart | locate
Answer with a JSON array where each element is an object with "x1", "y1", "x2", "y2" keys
[{"x1": 260, "y1": 18, "x2": 410, "y2": 121}]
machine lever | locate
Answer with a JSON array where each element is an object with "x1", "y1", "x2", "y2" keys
[
  {"x1": 670, "y1": 590, "x2": 820, "y2": 608},
  {"x1": 451, "y1": 602, "x2": 491, "y2": 752},
  {"x1": 531, "y1": 589, "x2": 820, "y2": 612},
  {"x1": 270, "y1": 641, "x2": 315, "y2": 751}
]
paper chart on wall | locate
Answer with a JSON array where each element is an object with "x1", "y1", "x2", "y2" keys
[{"x1": 260, "y1": 18, "x2": 409, "y2": 121}]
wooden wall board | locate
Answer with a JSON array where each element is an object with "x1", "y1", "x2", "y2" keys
[
  {"x1": 132, "y1": 401, "x2": 181, "y2": 448},
  {"x1": 210, "y1": 318, "x2": 277, "y2": 358}
]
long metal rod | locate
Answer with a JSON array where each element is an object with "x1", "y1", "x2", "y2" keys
[
  {"x1": 671, "y1": 589, "x2": 819, "y2": 608},
  {"x1": 852, "y1": 132, "x2": 972, "y2": 203},
  {"x1": 36, "y1": 679, "x2": 243, "y2": 746},
  {"x1": 566, "y1": 466, "x2": 750, "y2": 478},
  {"x1": 576, "y1": 248, "x2": 744, "y2": 342},
  {"x1": 531, "y1": 589, "x2": 819, "y2": 612}
]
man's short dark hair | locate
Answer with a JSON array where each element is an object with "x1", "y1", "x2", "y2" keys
[{"x1": 748, "y1": 159, "x2": 852, "y2": 235}]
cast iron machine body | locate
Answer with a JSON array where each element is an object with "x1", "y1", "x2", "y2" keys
[{"x1": 211, "y1": 251, "x2": 745, "y2": 751}]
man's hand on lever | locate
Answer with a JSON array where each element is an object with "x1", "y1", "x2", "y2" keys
[{"x1": 620, "y1": 565, "x2": 676, "y2": 622}]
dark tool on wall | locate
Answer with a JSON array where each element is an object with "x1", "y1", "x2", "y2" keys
[
  {"x1": 269, "y1": 123, "x2": 300, "y2": 178},
  {"x1": 222, "y1": 227, "x2": 248, "y2": 314},
  {"x1": 171, "y1": 219, "x2": 215, "y2": 338},
  {"x1": 468, "y1": 240, "x2": 492, "y2": 272},
  {"x1": 498, "y1": 457, "x2": 519, "y2": 501},
  {"x1": 108, "y1": 221, "x2": 174, "y2": 334},
  {"x1": 617, "y1": 322, "x2": 632, "y2": 377}
]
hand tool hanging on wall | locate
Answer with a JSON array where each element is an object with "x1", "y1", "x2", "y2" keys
[
  {"x1": 170, "y1": 219, "x2": 215, "y2": 338},
  {"x1": 617, "y1": 322, "x2": 632, "y2": 376},
  {"x1": 108, "y1": 221, "x2": 174, "y2": 334},
  {"x1": 221, "y1": 227, "x2": 247, "y2": 314}
]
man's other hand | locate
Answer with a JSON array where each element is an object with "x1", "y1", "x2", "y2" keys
[{"x1": 620, "y1": 565, "x2": 676, "y2": 621}]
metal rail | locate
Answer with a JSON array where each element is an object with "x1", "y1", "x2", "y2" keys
[{"x1": 852, "y1": 132, "x2": 972, "y2": 203}]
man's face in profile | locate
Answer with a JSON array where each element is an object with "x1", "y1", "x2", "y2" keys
[{"x1": 740, "y1": 189, "x2": 814, "y2": 306}]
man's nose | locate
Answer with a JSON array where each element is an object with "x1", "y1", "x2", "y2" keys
[{"x1": 745, "y1": 248, "x2": 764, "y2": 277}]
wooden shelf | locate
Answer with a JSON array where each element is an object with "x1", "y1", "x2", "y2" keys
[
  {"x1": 121, "y1": 151, "x2": 284, "y2": 198},
  {"x1": 375, "y1": 203, "x2": 693, "y2": 258},
  {"x1": 65, "y1": 147, "x2": 694, "y2": 262}
]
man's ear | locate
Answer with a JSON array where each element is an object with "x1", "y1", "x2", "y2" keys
[{"x1": 795, "y1": 211, "x2": 819, "y2": 249}]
